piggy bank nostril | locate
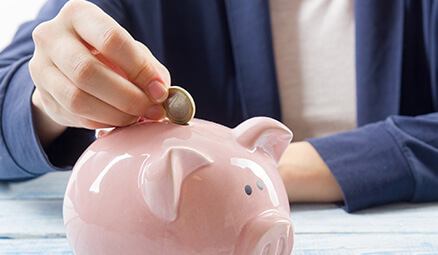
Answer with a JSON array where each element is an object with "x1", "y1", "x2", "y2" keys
[
  {"x1": 262, "y1": 243, "x2": 271, "y2": 255},
  {"x1": 260, "y1": 234, "x2": 288, "y2": 255},
  {"x1": 276, "y1": 236, "x2": 286, "y2": 255},
  {"x1": 260, "y1": 237, "x2": 286, "y2": 255},
  {"x1": 234, "y1": 214, "x2": 293, "y2": 255},
  {"x1": 256, "y1": 222, "x2": 293, "y2": 255}
]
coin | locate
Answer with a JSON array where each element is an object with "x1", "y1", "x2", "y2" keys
[{"x1": 163, "y1": 86, "x2": 196, "y2": 125}]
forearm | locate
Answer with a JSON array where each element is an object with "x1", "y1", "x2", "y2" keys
[
  {"x1": 32, "y1": 89, "x2": 68, "y2": 149},
  {"x1": 0, "y1": 58, "x2": 54, "y2": 180},
  {"x1": 306, "y1": 113, "x2": 438, "y2": 212},
  {"x1": 278, "y1": 141, "x2": 343, "y2": 203}
]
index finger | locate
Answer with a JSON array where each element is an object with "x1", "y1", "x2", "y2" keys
[{"x1": 60, "y1": 0, "x2": 169, "y2": 96}]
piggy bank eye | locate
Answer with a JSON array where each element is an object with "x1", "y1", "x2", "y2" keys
[
  {"x1": 256, "y1": 180, "x2": 264, "y2": 190},
  {"x1": 244, "y1": 185, "x2": 252, "y2": 195}
]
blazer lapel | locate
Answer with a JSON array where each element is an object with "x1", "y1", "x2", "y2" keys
[
  {"x1": 355, "y1": 1, "x2": 405, "y2": 125},
  {"x1": 224, "y1": 0, "x2": 281, "y2": 120}
]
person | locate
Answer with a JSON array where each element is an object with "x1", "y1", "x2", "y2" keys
[{"x1": 0, "y1": 0, "x2": 437, "y2": 212}]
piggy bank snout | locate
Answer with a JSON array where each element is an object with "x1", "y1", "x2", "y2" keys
[{"x1": 235, "y1": 212, "x2": 294, "y2": 255}]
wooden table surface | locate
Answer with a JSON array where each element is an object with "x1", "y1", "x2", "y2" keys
[{"x1": 0, "y1": 171, "x2": 437, "y2": 254}]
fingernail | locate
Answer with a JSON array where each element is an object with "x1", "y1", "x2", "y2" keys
[
  {"x1": 145, "y1": 105, "x2": 165, "y2": 120},
  {"x1": 147, "y1": 80, "x2": 168, "y2": 103}
]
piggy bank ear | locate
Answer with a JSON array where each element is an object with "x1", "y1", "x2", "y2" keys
[
  {"x1": 143, "y1": 147, "x2": 212, "y2": 222},
  {"x1": 232, "y1": 117, "x2": 293, "y2": 165}
]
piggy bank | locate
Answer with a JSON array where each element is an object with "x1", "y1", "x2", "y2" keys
[{"x1": 63, "y1": 117, "x2": 294, "y2": 255}]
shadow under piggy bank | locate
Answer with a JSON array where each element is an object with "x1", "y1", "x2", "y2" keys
[{"x1": 63, "y1": 117, "x2": 294, "y2": 255}]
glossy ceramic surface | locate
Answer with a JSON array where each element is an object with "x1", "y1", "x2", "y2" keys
[{"x1": 64, "y1": 117, "x2": 294, "y2": 255}]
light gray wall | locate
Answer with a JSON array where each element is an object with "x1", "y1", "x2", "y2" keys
[{"x1": 0, "y1": 0, "x2": 46, "y2": 51}]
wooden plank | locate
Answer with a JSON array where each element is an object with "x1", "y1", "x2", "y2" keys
[
  {"x1": 1, "y1": 233, "x2": 437, "y2": 254},
  {"x1": 293, "y1": 233, "x2": 438, "y2": 254},
  {"x1": 291, "y1": 202, "x2": 438, "y2": 234},
  {"x1": 0, "y1": 200, "x2": 65, "y2": 238},
  {"x1": 0, "y1": 200, "x2": 436, "y2": 238},
  {"x1": 1, "y1": 173, "x2": 437, "y2": 254},
  {"x1": 0, "y1": 238, "x2": 72, "y2": 254},
  {"x1": 0, "y1": 172, "x2": 71, "y2": 200}
]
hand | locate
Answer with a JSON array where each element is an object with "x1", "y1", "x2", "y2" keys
[
  {"x1": 29, "y1": 0, "x2": 170, "y2": 147},
  {"x1": 278, "y1": 141, "x2": 344, "y2": 203}
]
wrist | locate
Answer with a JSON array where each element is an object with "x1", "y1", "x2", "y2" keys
[
  {"x1": 32, "y1": 89, "x2": 68, "y2": 148},
  {"x1": 278, "y1": 141, "x2": 343, "y2": 203}
]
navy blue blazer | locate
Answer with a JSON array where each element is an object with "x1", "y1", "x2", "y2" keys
[{"x1": 0, "y1": 0, "x2": 437, "y2": 212}]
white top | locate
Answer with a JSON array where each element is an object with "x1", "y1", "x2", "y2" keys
[{"x1": 269, "y1": 0, "x2": 357, "y2": 141}]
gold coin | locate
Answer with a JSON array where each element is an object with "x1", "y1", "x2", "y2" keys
[{"x1": 163, "y1": 86, "x2": 196, "y2": 125}]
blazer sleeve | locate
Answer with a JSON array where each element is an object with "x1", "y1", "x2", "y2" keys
[
  {"x1": 0, "y1": 0, "x2": 104, "y2": 181},
  {"x1": 308, "y1": 112, "x2": 438, "y2": 212},
  {"x1": 0, "y1": 0, "x2": 144, "y2": 181}
]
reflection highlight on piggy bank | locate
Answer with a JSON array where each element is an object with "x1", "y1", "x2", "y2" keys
[{"x1": 63, "y1": 117, "x2": 294, "y2": 255}]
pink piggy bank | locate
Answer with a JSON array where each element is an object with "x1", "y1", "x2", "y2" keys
[{"x1": 63, "y1": 117, "x2": 294, "y2": 255}]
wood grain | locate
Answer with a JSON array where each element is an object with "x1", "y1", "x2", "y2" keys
[
  {"x1": 1, "y1": 233, "x2": 436, "y2": 254},
  {"x1": 0, "y1": 238, "x2": 72, "y2": 254},
  {"x1": 0, "y1": 172, "x2": 437, "y2": 254},
  {"x1": 291, "y1": 203, "x2": 438, "y2": 234},
  {"x1": 293, "y1": 233, "x2": 438, "y2": 254},
  {"x1": 0, "y1": 200, "x2": 65, "y2": 238},
  {"x1": 0, "y1": 172, "x2": 70, "y2": 200}
]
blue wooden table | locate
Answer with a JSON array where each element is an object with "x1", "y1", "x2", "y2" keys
[{"x1": 0, "y1": 171, "x2": 437, "y2": 254}]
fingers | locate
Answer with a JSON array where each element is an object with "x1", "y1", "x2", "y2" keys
[
  {"x1": 48, "y1": 33, "x2": 154, "y2": 117},
  {"x1": 30, "y1": 0, "x2": 170, "y2": 134},
  {"x1": 35, "y1": 88, "x2": 114, "y2": 130},
  {"x1": 31, "y1": 60, "x2": 152, "y2": 129},
  {"x1": 60, "y1": 0, "x2": 170, "y2": 101}
]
